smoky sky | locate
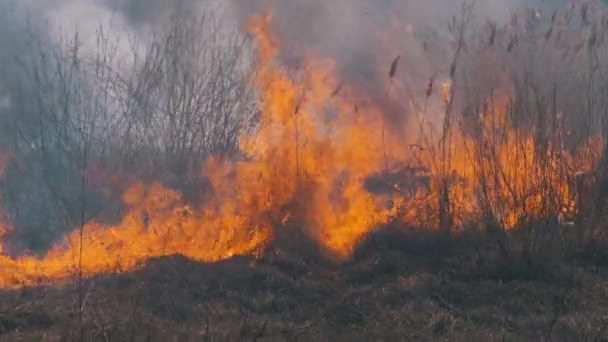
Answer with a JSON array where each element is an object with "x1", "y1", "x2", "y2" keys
[
  {"x1": 1, "y1": 0, "x2": 573, "y2": 127},
  {"x1": 226, "y1": 0, "x2": 571, "y2": 127},
  {"x1": 100, "y1": 0, "x2": 200, "y2": 26}
]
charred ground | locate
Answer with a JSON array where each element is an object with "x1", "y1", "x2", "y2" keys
[{"x1": 2, "y1": 227, "x2": 608, "y2": 342}]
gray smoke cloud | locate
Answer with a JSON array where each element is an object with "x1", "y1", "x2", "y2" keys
[
  {"x1": 226, "y1": 0, "x2": 570, "y2": 127},
  {"x1": 103, "y1": 0, "x2": 198, "y2": 26},
  {"x1": 4, "y1": 0, "x2": 567, "y2": 62}
]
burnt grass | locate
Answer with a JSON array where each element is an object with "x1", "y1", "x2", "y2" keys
[{"x1": 2, "y1": 226, "x2": 608, "y2": 341}]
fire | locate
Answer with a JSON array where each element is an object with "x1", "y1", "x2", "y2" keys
[
  {"x1": 244, "y1": 14, "x2": 397, "y2": 257},
  {"x1": 0, "y1": 181, "x2": 270, "y2": 288},
  {"x1": 0, "y1": 13, "x2": 603, "y2": 288},
  {"x1": 441, "y1": 81, "x2": 451, "y2": 105}
]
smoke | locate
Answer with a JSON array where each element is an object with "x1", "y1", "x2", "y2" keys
[
  {"x1": 226, "y1": 0, "x2": 570, "y2": 127},
  {"x1": 101, "y1": 0, "x2": 200, "y2": 26},
  {"x1": 3, "y1": 0, "x2": 567, "y2": 73}
]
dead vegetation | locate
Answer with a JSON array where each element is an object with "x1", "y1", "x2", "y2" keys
[{"x1": 1, "y1": 229, "x2": 608, "y2": 341}]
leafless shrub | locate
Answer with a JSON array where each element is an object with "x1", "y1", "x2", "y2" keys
[
  {"x1": 107, "y1": 7, "x2": 256, "y2": 184},
  {"x1": 0, "y1": 5, "x2": 256, "y2": 251}
]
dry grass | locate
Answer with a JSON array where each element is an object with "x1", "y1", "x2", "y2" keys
[{"x1": 1, "y1": 228, "x2": 608, "y2": 341}]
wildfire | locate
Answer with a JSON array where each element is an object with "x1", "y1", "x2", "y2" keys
[
  {"x1": 0, "y1": 181, "x2": 270, "y2": 288},
  {"x1": 0, "y1": 13, "x2": 603, "y2": 288}
]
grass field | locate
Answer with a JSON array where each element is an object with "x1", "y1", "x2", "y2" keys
[{"x1": 2, "y1": 228, "x2": 608, "y2": 342}]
